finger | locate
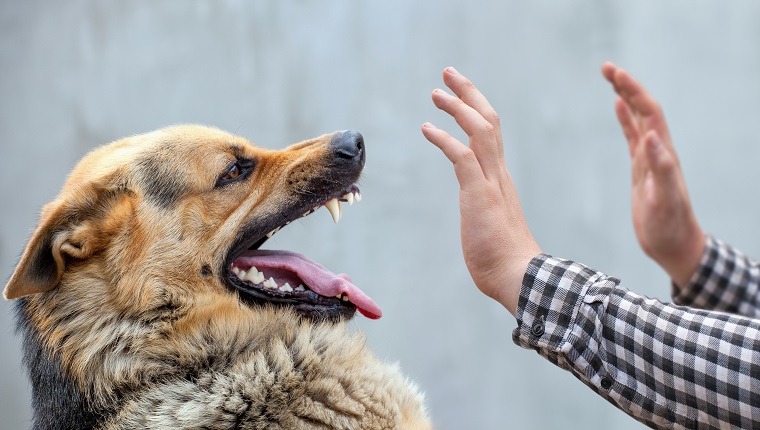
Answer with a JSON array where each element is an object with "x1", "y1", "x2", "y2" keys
[
  {"x1": 431, "y1": 89, "x2": 503, "y2": 180},
  {"x1": 421, "y1": 122, "x2": 485, "y2": 187},
  {"x1": 601, "y1": 61, "x2": 618, "y2": 85},
  {"x1": 612, "y1": 68, "x2": 660, "y2": 117},
  {"x1": 611, "y1": 69, "x2": 674, "y2": 147},
  {"x1": 614, "y1": 97, "x2": 640, "y2": 157},
  {"x1": 602, "y1": 62, "x2": 627, "y2": 95},
  {"x1": 644, "y1": 130, "x2": 677, "y2": 184},
  {"x1": 441, "y1": 67, "x2": 504, "y2": 160}
]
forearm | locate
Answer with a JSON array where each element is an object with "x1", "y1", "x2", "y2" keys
[
  {"x1": 514, "y1": 254, "x2": 760, "y2": 429},
  {"x1": 673, "y1": 235, "x2": 760, "y2": 318}
]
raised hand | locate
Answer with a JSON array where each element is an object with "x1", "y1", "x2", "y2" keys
[
  {"x1": 422, "y1": 67, "x2": 541, "y2": 315},
  {"x1": 602, "y1": 62, "x2": 705, "y2": 288}
]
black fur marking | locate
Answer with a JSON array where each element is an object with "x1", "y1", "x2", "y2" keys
[
  {"x1": 135, "y1": 154, "x2": 186, "y2": 208},
  {"x1": 14, "y1": 298, "x2": 116, "y2": 429},
  {"x1": 200, "y1": 264, "x2": 212, "y2": 278}
]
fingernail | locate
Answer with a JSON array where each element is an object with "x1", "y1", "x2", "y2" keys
[
  {"x1": 422, "y1": 122, "x2": 435, "y2": 129},
  {"x1": 446, "y1": 67, "x2": 461, "y2": 76}
]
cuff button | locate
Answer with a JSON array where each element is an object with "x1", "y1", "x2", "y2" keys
[{"x1": 531, "y1": 319, "x2": 545, "y2": 337}]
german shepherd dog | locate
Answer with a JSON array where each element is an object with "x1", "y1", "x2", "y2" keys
[{"x1": 5, "y1": 126, "x2": 431, "y2": 429}]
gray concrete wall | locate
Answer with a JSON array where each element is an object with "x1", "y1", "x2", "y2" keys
[{"x1": 2, "y1": 1, "x2": 759, "y2": 428}]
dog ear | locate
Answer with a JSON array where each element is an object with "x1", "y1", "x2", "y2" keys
[{"x1": 4, "y1": 185, "x2": 127, "y2": 300}]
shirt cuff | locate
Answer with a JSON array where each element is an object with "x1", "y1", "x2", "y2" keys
[
  {"x1": 671, "y1": 235, "x2": 756, "y2": 314},
  {"x1": 512, "y1": 253, "x2": 604, "y2": 364},
  {"x1": 671, "y1": 235, "x2": 718, "y2": 307}
]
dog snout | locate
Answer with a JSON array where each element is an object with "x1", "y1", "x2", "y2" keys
[{"x1": 331, "y1": 130, "x2": 365, "y2": 166}]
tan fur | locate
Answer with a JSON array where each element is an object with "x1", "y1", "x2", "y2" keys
[{"x1": 5, "y1": 125, "x2": 431, "y2": 429}]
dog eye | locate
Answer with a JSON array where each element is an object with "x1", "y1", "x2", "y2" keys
[
  {"x1": 216, "y1": 159, "x2": 254, "y2": 187},
  {"x1": 224, "y1": 164, "x2": 240, "y2": 180}
]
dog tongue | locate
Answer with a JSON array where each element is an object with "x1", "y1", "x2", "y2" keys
[{"x1": 234, "y1": 250, "x2": 382, "y2": 319}]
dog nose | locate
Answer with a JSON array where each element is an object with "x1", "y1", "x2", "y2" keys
[{"x1": 332, "y1": 130, "x2": 365, "y2": 163}]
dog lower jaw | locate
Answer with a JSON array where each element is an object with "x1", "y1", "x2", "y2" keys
[
  {"x1": 229, "y1": 274, "x2": 357, "y2": 323},
  {"x1": 222, "y1": 184, "x2": 382, "y2": 322}
]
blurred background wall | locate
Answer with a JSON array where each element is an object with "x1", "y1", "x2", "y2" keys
[{"x1": 2, "y1": 1, "x2": 759, "y2": 428}]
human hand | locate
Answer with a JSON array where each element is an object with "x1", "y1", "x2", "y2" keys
[
  {"x1": 422, "y1": 67, "x2": 541, "y2": 316},
  {"x1": 602, "y1": 62, "x2": 705, "y2": 288}
]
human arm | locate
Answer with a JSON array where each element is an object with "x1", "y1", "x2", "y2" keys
[
  {"x1": 602, "y1": 63, "x2": 760, "y2": 317},
  {"x1": 601, "y1": 62, "x2": 705, "y2": 289},
  {"x1": 422, "y1": 67, "x2": 760, "y2": 428},
  {"x1": 515, "y1": 253, "x2": 760, "y2": 429}
]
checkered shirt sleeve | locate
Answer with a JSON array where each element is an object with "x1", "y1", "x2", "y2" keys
[
  {"x1": 672, "y1": 235, "x2": 760, "y2": 318},
  {"x1": 513, "y1": 253, "x2": 760, "y2": 429}
]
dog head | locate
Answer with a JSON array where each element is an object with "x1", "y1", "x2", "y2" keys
[{"x1": 4, "y1": 125, "x2": 381, "y2": 323}]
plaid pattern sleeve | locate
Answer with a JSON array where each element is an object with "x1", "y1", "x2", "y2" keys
[
  {"x1": 672, "y1": 236, "x2": 760, "y2": 318},
  {"x1": 512, "y1": 253, "x2": 760, "y2": 429}
]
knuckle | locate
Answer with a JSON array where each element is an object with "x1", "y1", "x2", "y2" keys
[
  {"x1": 460, "y1": 147, "x2": 477, "y2": 162},
  {"x1": 482, "y1": 122, "x2": 497, "y2": 139},
  {"x1": 488, "y1": 111, "x2": 501, "y2": 127}
]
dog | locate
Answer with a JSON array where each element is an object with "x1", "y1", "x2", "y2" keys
[{"x1": 4, "y1": 125, "x2": 431, "y2": 429}]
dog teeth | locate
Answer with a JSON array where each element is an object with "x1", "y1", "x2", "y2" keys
[
  {"x1": 266, "y1": 226, "x2": 282, "y2": 238},
  {"x1": 339, "y1": 191, "x2": 362, "y2": 206},
  {"x1": 325, "y1": 198, "x2": 342, "y2": 223},
  {"x1": 342, "y1": 192, "x2": 354, "y2": 206},
  {"x1": 250, "y1": 270, "x2": 265, "y2": 284},
  {"x1": 255, "y1": 272, "x2": 265, "y2": 284},
  {"x1": 235, "y1": 266, "x2": 306, "y2": 293}
]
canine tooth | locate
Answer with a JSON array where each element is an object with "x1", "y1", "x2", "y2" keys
[
  {"x1": 355, "y1": 192, "x2": 362, "y2": 202},
  {"x1": 280, "y1": 283, "x2": 293, "y2": 292},
  {"x1": 295, "y1": 284, "x2": 306, "y2": 292},
  {"x1": 343, "y1": 192, "x2": 354, "y2": 206},
  {"x1": 342, "y1": 295, "x2": 349, "y2": 302},
  {"x1": 264, "y1": 277, "x2": 278, "y2": 289},
  {"x1": 325, "y1": 198, "x2": 341, "y2": 223}
]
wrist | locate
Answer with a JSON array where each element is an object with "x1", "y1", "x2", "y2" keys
[
  {"x1": 490, "y1": 253, "x2": 540, "y2": 317},
  {"x1": 664, "y1": 227, "x2": 706, "y2": 288}
]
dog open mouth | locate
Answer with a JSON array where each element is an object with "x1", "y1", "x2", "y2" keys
[{"x1": 225, "y1": 185, "x2": 382, "y2": 322}]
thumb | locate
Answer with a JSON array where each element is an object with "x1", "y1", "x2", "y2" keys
[{"x1": 645, "y1": 130, "x2": 677, "y2": 182}]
